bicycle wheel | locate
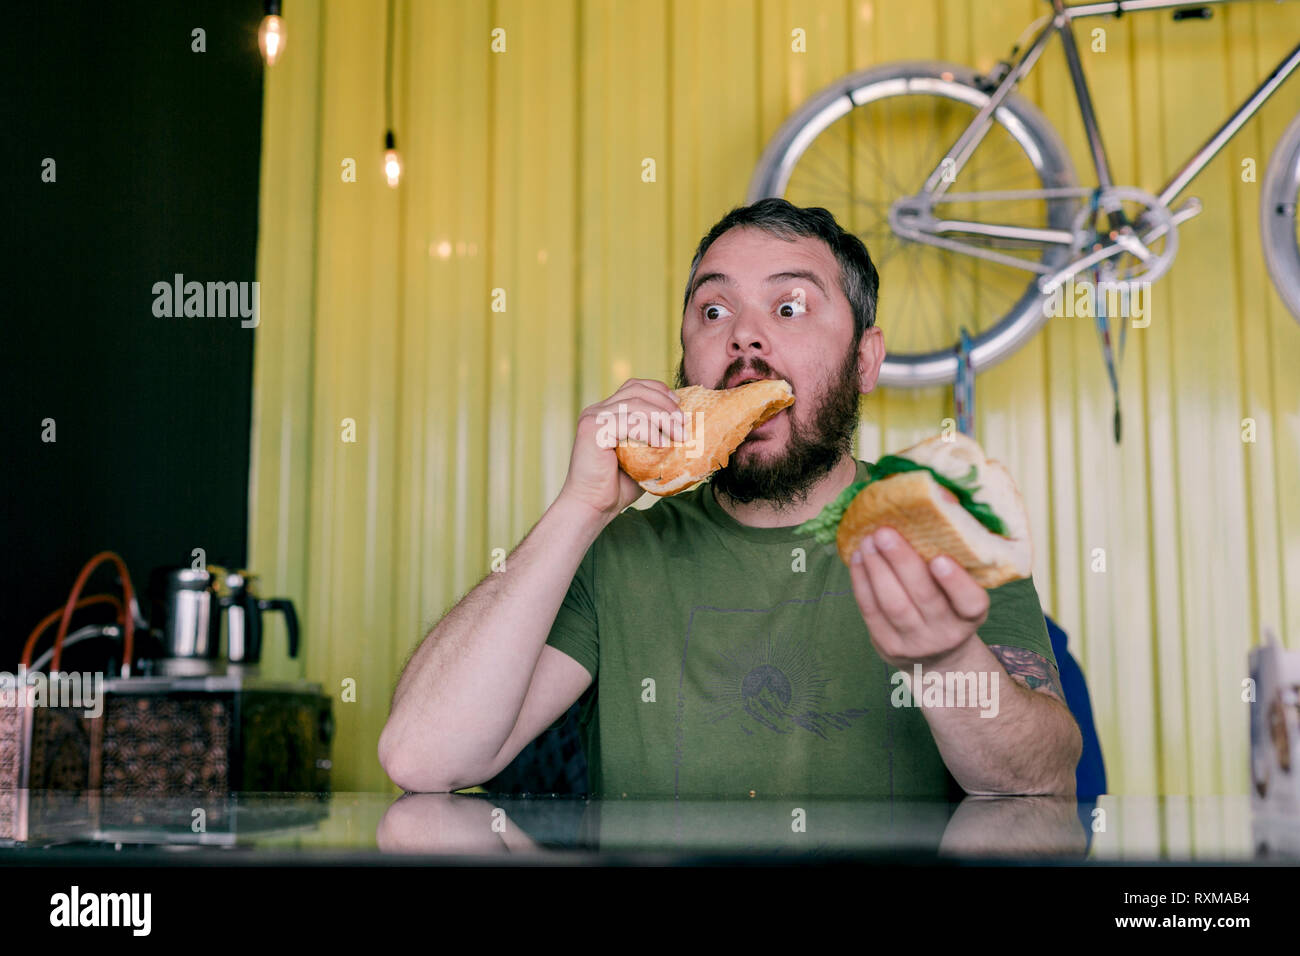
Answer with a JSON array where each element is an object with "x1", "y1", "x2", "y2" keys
[
  {"x1": 1261, "y1": 109, "x2": 1300, "y2": 323},
  {"x1": 748, "y1": 61, "x2": 1079, "y2": 388}
]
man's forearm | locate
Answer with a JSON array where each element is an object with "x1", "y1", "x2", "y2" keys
[
  {"x1": 904, "y1": 637, "x2": 1083, "y2": 795},
  {"x1": 379, "y1": 494, "x2": 608, "y2": 789}
]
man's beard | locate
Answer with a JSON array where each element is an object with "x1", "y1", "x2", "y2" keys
[{"x1": 673, "y1": 345, "x2": 861, "y2": 510}]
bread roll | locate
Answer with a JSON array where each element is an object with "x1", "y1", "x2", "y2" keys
[
  {"x1": 836, "y1": 434, "x2": 1032, "y2": 589},
  {"x1": 615, "y1": 379, "x2": 795, "y2": 496}
]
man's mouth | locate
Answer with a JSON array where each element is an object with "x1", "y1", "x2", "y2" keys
[
  {"x1": 725, "y1": 371, "x2": 783, "y2": 389},
  {"x1": 746, "y1": 407, "x2": 788, "y2": 439}
]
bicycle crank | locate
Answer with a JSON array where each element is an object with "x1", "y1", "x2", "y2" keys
[{"x1": 1038, "y1": 186, "x2": 1180, "y2": 295}]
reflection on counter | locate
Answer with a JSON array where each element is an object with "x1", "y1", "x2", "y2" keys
[
  {"x1": 376, "y1": 792, "x2": 1091, "y2": 860},
  {"x1": 2, "y1": 790, "x2": 1292, "y2": 863}
]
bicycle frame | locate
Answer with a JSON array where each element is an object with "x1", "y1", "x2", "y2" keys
[{"x1": 917, "y1": 0, "x2": 1300, "y2": 251}]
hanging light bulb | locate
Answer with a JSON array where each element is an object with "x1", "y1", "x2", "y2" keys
[
  {"x1": 259, "y1": 1, "x2": 285, "y2": 66},
  {"x1": 382, "y1": 0, "x2": 402, "y2": 189},
  {"x1": 384, "y1": 130, "x2": 402, "y2": 188}
]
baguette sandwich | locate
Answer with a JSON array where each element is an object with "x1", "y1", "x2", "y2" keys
[
  {"x1": 615, "y1": 378, "x2": 795, "y2": 496},
  {"x1": 796, "y1": 432, "x2": 1032, "y2": 589}
]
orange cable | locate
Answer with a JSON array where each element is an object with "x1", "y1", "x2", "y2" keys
[
  {"x1": 48, "y1": 551, "x2": 137, "y2": 676},
  {"x1": 20, "y1": 594, "x2": 125, "y2": 669}
]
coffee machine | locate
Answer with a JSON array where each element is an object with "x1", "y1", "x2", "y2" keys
[
  {"x1": 3, "y1": 557, "x2": 334, "y2": 843},
  {"x1": 7, "y1": 565, "x2": 332, "y2": 816},
  {"x1": 116, "y1": 565, "x2": 332, "y2": 791}
]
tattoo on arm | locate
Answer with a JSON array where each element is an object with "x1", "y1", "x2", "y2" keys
[{"x1": 987, "y1": 645, "x2": 1067, "y2": 707}]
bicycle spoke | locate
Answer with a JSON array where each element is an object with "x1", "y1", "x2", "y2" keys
[
  {"x1": 800, "y1": 122, "x2": 904, "y2": 199},
  {"x1": 848, "y1": 116, "x2": 921, "y2": 197},
  {"x1": 790, "y1": 163, "x2": 899, "y2": 215},
  {"x1": 895, "y1": 219, "x2": 1037, "y2": 351},
  {"x1": 896, "y1": 249, "x2": 922, "y2": 342},
  {"x1": 920, "y1": 96, "x2": 944, "y2": 185},
  {"x1": 875, "y1": 236, "x2": 906, "y2": 269},
  {"x1": 788, "y1": 179, "x2": 895, "y2": 210},
  {"x1": 945, "y1": 245, "x2": 1005, "y2": 333},
  {"x1": 914, "y1": 250, "x2": 953, "y2": 344},
  {"x1": 832, "y1": 117, "x2": 915, "y2": 197}
]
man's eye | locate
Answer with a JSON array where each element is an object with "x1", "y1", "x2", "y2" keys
[
  {"x1": 703, "y1": 304, "x2": 731, "y2": 321},
  {"x1": 778, "y1": 298, "x2": 807, "y2": 317}
]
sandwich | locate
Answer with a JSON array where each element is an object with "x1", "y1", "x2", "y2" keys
[
  {"x1": 796, "y1": 432, "x2": 1032, "y2": 589},
  {"x1": 615, "y1": 379, "x2": 795, "y2": 496}
]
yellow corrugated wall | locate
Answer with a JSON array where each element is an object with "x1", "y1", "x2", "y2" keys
[{"x1": 252, "y1": 0, "x2": 1300, "y2": 814}]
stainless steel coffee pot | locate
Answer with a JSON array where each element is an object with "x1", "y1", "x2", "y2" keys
[
  {"x1": 214, "y1": 568, "x2": 300, "y2": 669},
  {"x1": 148, "y1": 566, "x2": 300, "y2": 674}
]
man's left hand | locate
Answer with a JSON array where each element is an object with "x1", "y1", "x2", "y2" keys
[{"x1": 848, "y1": 525, "x2": 990, "y2": 670}]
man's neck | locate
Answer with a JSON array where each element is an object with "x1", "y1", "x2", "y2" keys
[{"x1": 713, "y1": 454, "x2": 859, "y2": 529}]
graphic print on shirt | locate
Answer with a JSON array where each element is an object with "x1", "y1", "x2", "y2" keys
[
  {"x1": 698, "y1": 628, "x2": 867, "y2": 738},
  {"x1": 675, "y1": 593, "x2": 871, "y2": 791}
]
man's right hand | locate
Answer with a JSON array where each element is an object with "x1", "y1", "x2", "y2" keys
[{"x1": 558, "y1": 378, "x2": 685, "y2": 520}]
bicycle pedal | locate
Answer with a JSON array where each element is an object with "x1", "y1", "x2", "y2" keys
[
  {"x1": 1136, "y1": 197, "x2": 1200, "y2": 246},
  {"x1": 1169, "y1": 196, "x2": 1202, "y2": 227}
]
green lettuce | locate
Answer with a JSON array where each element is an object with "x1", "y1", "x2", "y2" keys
[{"x1": 795, "y1": 454, "x2": 1008, "y2": 544}]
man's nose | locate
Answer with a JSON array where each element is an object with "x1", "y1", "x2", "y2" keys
[{"x1": 728, "y1": 308, "x2": 768, "y2": 355}]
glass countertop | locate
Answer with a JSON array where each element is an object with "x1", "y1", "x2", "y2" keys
[{"x1": 1, "y1": 790, "x2": 1295, "y2": 864}]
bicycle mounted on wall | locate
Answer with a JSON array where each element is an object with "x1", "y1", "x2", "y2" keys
[{"x1": 748, "y1": 0, "x2": 1300, "y2": 440}]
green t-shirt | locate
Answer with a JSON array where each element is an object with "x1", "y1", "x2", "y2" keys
[{"x1": 545, "y1": 459, "x2": 1057, "y2": 799}]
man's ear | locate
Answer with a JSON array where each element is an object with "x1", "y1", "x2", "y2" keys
[{"x1": 856, "y1": 326, "x2": 885, "y2": 393}]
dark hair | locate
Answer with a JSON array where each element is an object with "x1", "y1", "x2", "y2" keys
[{"x1": 680, "y1": 198, "x2": 880, "y2": 342}]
